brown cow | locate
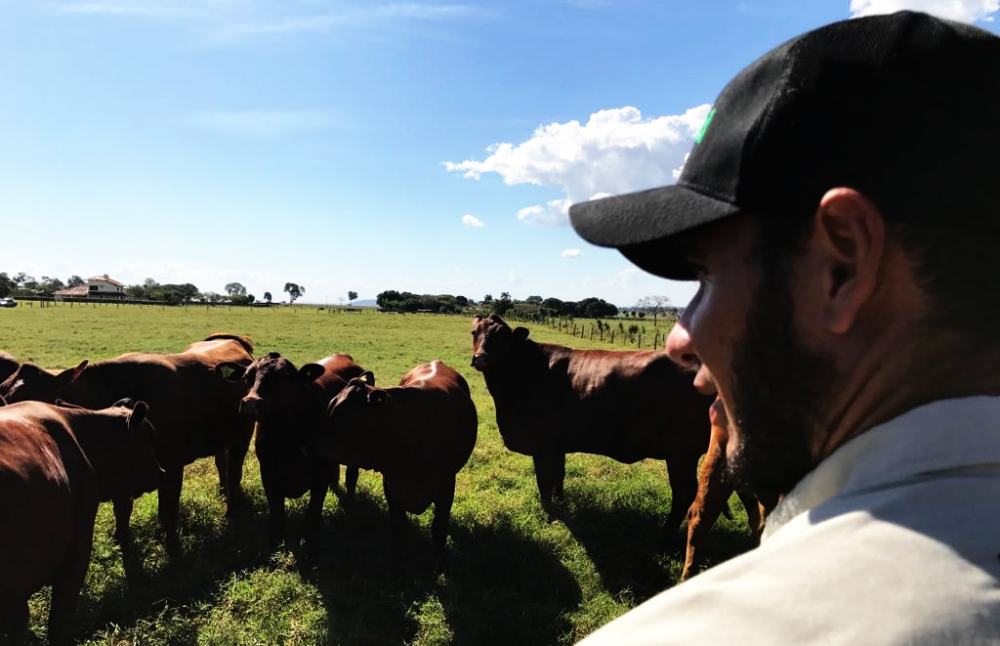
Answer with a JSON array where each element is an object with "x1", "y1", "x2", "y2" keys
[
  {"x1": 0, "y1": 333, "x2": 254, "y2": 549},
  {"x1": 316, "y1": 360, "x2": 477, "y2": 562},
  {"x1": 681, "y1": 399, "x2": 776, "y2": 581},
  {"x1": 0, "y1": 351, "x2": 18, "y2": 384},
  {"x1": 471, "y1": 314, "x2": 713, "y2": 539},
  {"x1": 218, "y1": 352, "x2": 365, "y2": 542},
  {"x1": 0, "y1": 400, "x2": 161, "y2": 646}
]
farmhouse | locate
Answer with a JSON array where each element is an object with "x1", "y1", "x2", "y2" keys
[{"x1": 53, "y1": 274, "x2": 127, "y2": 301}]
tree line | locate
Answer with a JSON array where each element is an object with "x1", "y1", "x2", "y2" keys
[{"x1": 0, "y1": 272, "x2": 315, "y2": 307}]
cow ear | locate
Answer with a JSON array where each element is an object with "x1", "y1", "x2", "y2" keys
[
  {"x1": 367, "y1": 388, "x2": 388, "y2": 406},
  {"x1": 217, "y1": 362, "x2": 245, "y2": 382},
  {"x1": 299, "y1": 363, "x2": 325, "y2": 382},
  {"x1": 474, "y1": 314, "x2": 483, "y2": 320},
  {"x1": 58, "y1": 360, "x2": 88, "y2": 385},
  {"x1": 489, "y1": 314, "x2": 503, "y2": 322},
  {"x1": 128, "y1": 401, "x2": 149, "y2": 431},
  {"x1": 513, "y1": 327, "x2": 530, "y2": 341},
  {"x1": 358, "y1": 370, "x2": 376, "y2": 386}
]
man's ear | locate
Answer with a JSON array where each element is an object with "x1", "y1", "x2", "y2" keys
[
  {"x1": 814, "y1": 188, "x2": 886, "y2": 335},
  {"x1": 217, "y1": 362, "x2": 246, "y2": 382},
  {"x1": 299, "y1": 363, "x2": 325, "y2": 382},
  {"x1": 513, "y1": 327, "x2": 530, "y2": 342},
  {"x1": 367, "y1": 389, "x2": 388, "y2": 406}
]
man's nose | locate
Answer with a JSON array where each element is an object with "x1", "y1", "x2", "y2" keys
[{"x1": 666, "y1": 320, "x2": 699, "y2": 372}]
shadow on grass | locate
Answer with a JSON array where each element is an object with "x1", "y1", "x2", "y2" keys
[
  {"x1": 558, "y1": 491, "x2": 757, "y2": 604},
  {"x1": 73, "y1": 494, "x2": 273, "y2": 643},
  {"x1": 303, "y1": 492, "x2": 581, "y2": 646}
]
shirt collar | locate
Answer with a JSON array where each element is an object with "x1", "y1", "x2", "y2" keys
[{"x1": 762, "y1": 396, "x2": 1000, "y2": 540}]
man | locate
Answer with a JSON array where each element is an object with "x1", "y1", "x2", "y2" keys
[{"x1": 569, "y1": 11, "x2": 1000, "y2": 644}]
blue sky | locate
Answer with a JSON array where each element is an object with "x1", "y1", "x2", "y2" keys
[{"x1": 2, "y1": 1, "x2": 997, "y2": 305}]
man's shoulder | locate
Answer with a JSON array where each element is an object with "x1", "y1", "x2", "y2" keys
[{"x1": 580, "y1": 474, "x2": 1000, "y2": 645}]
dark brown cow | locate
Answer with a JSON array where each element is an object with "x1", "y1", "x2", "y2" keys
[
  {"x1": 218, "y1": 352, "x2": 365, "y2": 542},
  {"x1": 0, "y1": 333, "x2": 254, "y2": 548},
  {"x1": 317, "y1": 360, "x2": 477, "y2": 561},
  {"x1": 681, "y1": 399, "x2": 776, "y2": 580},
  {"x1": 471, "y1": 314, "x2": 713, "y2": 538},
  {"x1": 0, "y1": 351, "x2": 18, "y2": 384},
  {"x1": 0, "y1": 400, "x2": 161, "y2": 646}
]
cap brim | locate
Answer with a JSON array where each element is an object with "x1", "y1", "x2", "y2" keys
[{"x1": 569, "y1": 183, "x2": 740, "y2": 280}]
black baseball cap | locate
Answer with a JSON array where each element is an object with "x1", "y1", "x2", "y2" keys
[{"x1": 569, "y1": 11, "x2": 1000, "y2": 279}]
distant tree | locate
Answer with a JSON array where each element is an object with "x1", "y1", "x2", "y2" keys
[
  {"x1": 225, "y1": 282, "x2": 247, "y2": 297},
  {"x1": 284, "y1": 282, "x2": 304, "y2": 304},
  {"x1": 0, "y1": 273, "x2": 13, "y2": 297},
  {"x1": 13, "y1": 273, "x2": 31, "y2": 287},
  {"x1": 492, "y1": 292, "x2": 514, "y2": 316},
  {"x1": 637, "y1": 295, "x2": 671, "y2": 325},
  {"x1": 38, "y1": 276, "x2": 65, "y2": 295},
  {"x1": 526, "y1": 295, "x2": 543, "y2": 304},
  {"x1": 348, "y1": 290, "x2": 358, "y2": 303},
  {"x1": 483, "y1": 294, "x2": 493, "y2": 303},
  {"x1": 263, "y1": 291, "x2": 272, "y2": 303},
  {"x1": 66, "y1": 275, "x2": 85, "y2": 288}
]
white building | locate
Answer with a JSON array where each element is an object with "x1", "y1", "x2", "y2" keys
[{"x1": 53, "y1": 274, "x2": 127, "y2": 301}]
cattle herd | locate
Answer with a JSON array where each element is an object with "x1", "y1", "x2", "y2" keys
[{"x1": 0, "y1": 315, "x2": 769, "y2": 645}]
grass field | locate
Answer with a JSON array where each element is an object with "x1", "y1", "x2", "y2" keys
[{"x1": 0, "y1": 304, "x2": 754, "y2": 645}]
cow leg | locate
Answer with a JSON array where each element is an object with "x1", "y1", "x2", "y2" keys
[
  {"x1": 158, "y1": 466, "x2": 184, "y2": 554},
  {"x1": 224, "y1": 433, "x2": 251, "y2": 516},
  {"x1": 0, "y1": 594, "x2": 29, "y2": 645},
  {"x1": 265, "y1": 487, "x2": 288, "y2": 545},
  {"x1": 383, "y1": 478, "x2": 408, "y2": 569},
  {"x1": 344, "y1": 465, "x2": 359, "y2": 501},
  {"x1": 532, "y1": 451, "x2": 566, "y2": 511},
  {"x1": 48, "y1": 520, "x2": 94, "y2": 646},
  {"x1": 214, "y1": 450, "x2": 228, "y2": 493},
  {"x1": 303, "y1": 470, "x2": 332, "y2": 536},
  {"x1": 112, "y1": 496, "x2": 134, "y2": 546},
  {"x1": 663, "y1": 453, "x2": 699, "y2": 548},
  {"x1": 681, "y1": 438, "x2": 733, "y2": 581},
  {"x1": 431, "y1": 475, "x2": 456, "y2": 569}
]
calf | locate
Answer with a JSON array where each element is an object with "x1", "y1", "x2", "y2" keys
[
  {"x1": 0, "y1": 400, "x2": 161, "y2": 646},
  {"x1": 317, "y1": 360, "x2": 477, "y2": 562},
  {"x1": 0, "y1": 351, "x2": 18, "y2": 384},
  {"x1": 0, "y1": 333, "x2": 254, "y2": 548},
  {"x1": 218, "y1": 352, "x2": 364, "y2": 542},
  {"x1": 471, "y1": 314, "x2": 713, "y2": 539},
  {"x1": 681, "y1": 399, "x2": 776, "y2": 580}
]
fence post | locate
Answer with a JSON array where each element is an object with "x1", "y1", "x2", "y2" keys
[{"x1": 637, "y1": 333, "x2": 642, "y2": 348}]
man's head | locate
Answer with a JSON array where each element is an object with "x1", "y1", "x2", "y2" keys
[{"x1": 570, "y1": 12, "x2": 1000, "y2": 498}]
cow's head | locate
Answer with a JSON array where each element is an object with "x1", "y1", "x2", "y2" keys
[
  {"x1": 218, "y1": 352, "x2": 328, "y2": 498},
  {"x1": 218, "y1": 352, "x2": 325, "y2": 420},
  {"x1": 318, "y1": 372, "x2": 381, "y2": 460},
  {"x1": 109, "y1": 399, "x2": 163, "y2": 501},
  {"x1": 470, "y1": 314, "x2": 529, "y2": 372},
  {"x1": 0, "y1": 360, "x2": 88, "y2": 404}
]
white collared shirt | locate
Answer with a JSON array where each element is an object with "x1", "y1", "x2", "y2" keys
[{"x1": 579, "y1": 397, "x2": 1000, "y2": 645}]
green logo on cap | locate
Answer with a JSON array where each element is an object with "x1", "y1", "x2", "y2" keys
[{"x1": 694, "y1": 107, "x2": 716, "y2": 145}]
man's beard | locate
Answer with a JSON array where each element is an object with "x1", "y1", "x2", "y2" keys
[{"x1": 725, "y1": 265, "x2": 838, "y2": 501}]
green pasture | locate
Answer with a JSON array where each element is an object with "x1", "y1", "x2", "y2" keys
[{"x1": 0, "y1": 304, "x2": 754, "y2": 645}]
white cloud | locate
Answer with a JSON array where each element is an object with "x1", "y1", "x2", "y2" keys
[
  {"x1": 461, "y1": 213, "x2": 485, "y2": 228},
  {"x1": 445, "y1": 104, "x2": 711, "y2": 225},
  {"x1": 849, "y1": 0, "x2": 999, "y2": 22},
  {"x1": 561, "y1": 248, "x2": 582, "y2": 258},
  {"x1": 191, "y1": 109, "x2": 336, "y2": 137}
]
